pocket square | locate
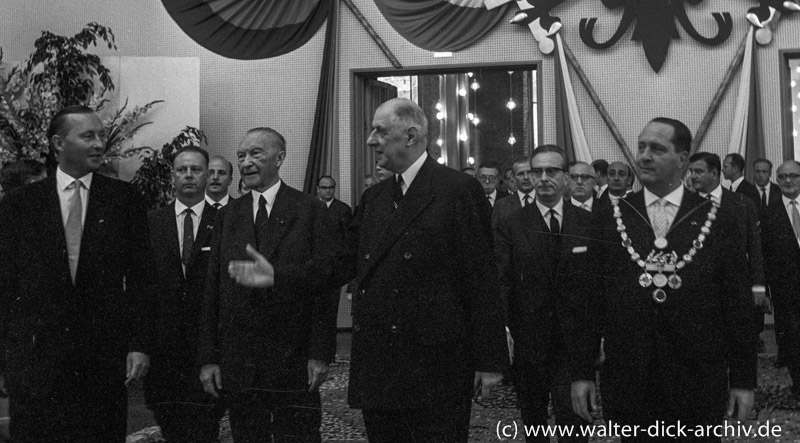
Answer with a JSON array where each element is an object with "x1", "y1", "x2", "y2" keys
[
  {"x1": 572, "y1": 246, "x2": 588, "y2": 254},
  {"x1": 201, "y1": 246, "x2": 211, "y2": 251}
]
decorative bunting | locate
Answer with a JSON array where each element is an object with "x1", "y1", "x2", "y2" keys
[
  {"x1": 161, "y1": 0, "x2": 331, "y2": 60},
  {"x1": 372, "y1": 0, "x2": 511, "y2": 52}
]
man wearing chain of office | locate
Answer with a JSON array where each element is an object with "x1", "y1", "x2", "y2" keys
[{"x1": 570, "y1": 118, "x2": 757, "y2": 442}]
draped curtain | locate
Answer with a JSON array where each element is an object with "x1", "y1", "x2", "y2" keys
[
  {"x1": 372, "y1": 0, "x2": 511, "y2": 52},
  {"x1": 161, "y1": 0, "x2": 332, "y2": 59},
  {"x1": 553, "y1": 35, "x2": 592, "y2": 163},
  {"x1": 304, "y1": 0, "x2": 340, "y2": 194}
]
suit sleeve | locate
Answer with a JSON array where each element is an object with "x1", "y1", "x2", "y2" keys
[
  {"x1": 0, "y1": 192, "x2": 22, "y2": 374},
  {"x1": 458, "y1": 181, "x2": 508, "y2": 373},
  {"x1": 124, "y1": 188, "x2": 157, "y2": 355}
]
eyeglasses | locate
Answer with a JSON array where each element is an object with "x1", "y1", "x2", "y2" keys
[
  {"x1": 478, "y1": 175, "x2": 498, "y2": 183},
  {"x1": 531, "y1": 167, "x2": 565, "y2": 177},
  {"x1": 318, "y1": 186, "x2": 335, "y2": 190},
  {"x1": 568, "y1": 173, "x2": 595, "y2": 182},
  {"x1": 777, "y1": 173, "x2": 800, "y2": 181}
]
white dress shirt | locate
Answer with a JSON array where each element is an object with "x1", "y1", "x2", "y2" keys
[
  {"x1": 56, "y1": 167, "x2": 92, "y2": 227},
  {"x1": 644, "y1": 185, "x2": 683, "y2": 234},
  {"x1": 175, "y1": 199, "x2": 206, "y2": 252},
  {"x1": 397, "y1": 151, "x2": 428, "y2": 195},
  {"x1": 571, "y1": 196, "x2": 593, "y2": 212},
  {"x1": 251, "y1": 180, "x2": 281, "y2": 222},
  {"x1": 698, "y1": 184, "x2": 723, "y2": 205},
  {"x1": 205, "y1": 194, "x2": 230, "y2": 208},
  {"x1": 486, "y1": 190, "x2": 499, "y2": 207},
  {"x1": 535, "y1": 198, "x2": 564, "y2": 232},
  {"x1": 729, "y1": 176, "x2": 744, "y2": 192},
  {"x1": 783, "y1": 195, "x2": 800, "y2": 248}
]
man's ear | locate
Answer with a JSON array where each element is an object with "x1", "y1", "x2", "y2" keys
[
  {"x1": 50, "y1": 135, "x2": 64, "y2": 154},
  {"x1": 406, "y1": 126, "x2": 419, "y2": 146},
  {"x1": 275, "y1": 150, "x2": 286, "y2": 167}
]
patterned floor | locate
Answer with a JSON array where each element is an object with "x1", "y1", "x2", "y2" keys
[{"x1": 127, "y1": 353, "x2": 800, "y2": 443}]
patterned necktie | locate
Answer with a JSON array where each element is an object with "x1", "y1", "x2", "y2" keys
[
  {"x1": 760, "y1": 187, "x2": 767, "y2": 209},
  {"x1": 182, "y1": 208, "x2": 194, "y2": 265},
  {"x1": 791, "y1": 201, "x2": 800, "y2": 243},
  {"x1": 392, "y1": 175, "x2": 404, "y2": 210},
  {"x1": 65, "y1": 180, "x2": 84, "y2": 284},
  {"x1": 548, "y1": 208, "x2": 560, "y2": 234},
  {"x1": 651, "y1": 199, "x2": 670, "y2": 239}
]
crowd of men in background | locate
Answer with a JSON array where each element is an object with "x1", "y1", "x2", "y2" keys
[{"x1": 2, "y1": 100, "x2": 800, "y2": 443}]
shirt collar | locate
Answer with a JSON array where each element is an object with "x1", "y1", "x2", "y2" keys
[
  {"x1": 699, "y1": 184, "x2": 723, "y2": 202},
  {"x1": 399, "y1": 151, "x2": 427, "y2": 189},
  {"x1": 644, "y1": 185, "x2": 684, "y2": 208},
  {"x1": 56, "y1": 167, "x2": 93, "y2": 191},
  {"x1": 487, "y1": 189, "x2": 497, "y2": 201},
  {"x1": 571, "y1": 196, "x2": 593, "y2": 209},
  {"x1": 536, "y1": 198, "x2": 564, "y2": 218},
  {"x1": 175, "y1": 198, "x2": 206, "y2": 217},
  {"x1": 205, "y1": 194, "x2": 229, "y2": 206},
  {"x1": 730, "y1": 176, "x2": 744, "y2": 190},
  {"x1": 253, "y1": 180, "x2": 281, "y2": 208},
  {"x1": 783, "y1": 194, "x2": 800, "y2": 207},
  {"x1": 517, "y1": 190, "x2": 532, "y2": 203},
  {"x1": 325, "y1": 199, "x2": 334, "y2": 208}
]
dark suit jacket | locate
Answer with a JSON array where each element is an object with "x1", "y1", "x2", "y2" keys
[
  {"x1": 762, "y1": 200, "x2": 800, "y2": 310},
  {"x1": 735, "y1": 178, "x2": 760, "y2": 206},
  {"x1": 589, "y1": 190, "x2": 756, "y2": 419},
  {"x1": 326, "y1": 198, "x2": 353, "y2": 236},
  {"x1": 0, "y1": 174, "x2": 154, "y2": 398},
  {"x1": 145, "y1": 202, "x2": 216, "y2": 405},
  {"x1": 198, "y1": 182, "x2": 339, "y2": 394},
  {"x1": 345, "y1": 156, "x2": 507, "y2": 409},
  {"x1": 757, "y1": 182, "x2": 782, "y2": 209},
  {"x1": 494, "y1": 202, "x2": 600, "y2": 379},
  {"x1": 719, "y1": 188, "x2": 765, "y2": 287},
  {"x1": 491, "y1": 192, "x2": 525, "y2": 229}
]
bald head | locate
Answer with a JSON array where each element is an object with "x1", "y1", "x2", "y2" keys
[{"x1": 777, "y1": 160, "x2": 800, "y2": 200}]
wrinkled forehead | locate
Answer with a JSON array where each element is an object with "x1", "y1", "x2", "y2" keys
[
  {"x1": 778, "y1": 162, "x2": 800, "y2": 175},
  {"x1": 570, "y1": 163, "x2": 594, "y2": 176}
]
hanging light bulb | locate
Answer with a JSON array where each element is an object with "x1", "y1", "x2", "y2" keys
[
  {"x1": 508, "y1": 134, "x2": 517, "y2": 145},
  {"x1": 458, "y1": 88, "x2": 467, "y2": 97},
  {"x1": 467, "y1": 113, "x2": 474, "y2": 121},
  {"x1": 435, "y1": 102, "x2": 443, "y2": 111},
  {"x1": 792, "y1": 80, "x2": 797, "y2": 88},
  {"x1": 468, "y1": 156, "x2": 475, "y2": 165},
  {"x1": 507, "y1": 99, "x2": 517, "y2": 110},
  {"x1": 467, "y1": 72, "x2": 473, "y2": 78},
  {"x1": 793, "y1": 104, "x2": 798, "y2": 113},
  {"x1": 437, "y1": 157, "x2": 445, "y2": 164},
  {"x1": 436, "y1": 138, "x2": 444, "y2": 146},
  {"x1": 436, "y1": 111, "x2": 445, "y2": 120},
  {"x1": 459, "y1": 132, "x2": 468, "y2": 142},
  {"x1": 471, "y1": 80, "x2": 480, "y2": 90},
  {"x1": 472, "y1": 117, "x2": 480, "y2": 126}
]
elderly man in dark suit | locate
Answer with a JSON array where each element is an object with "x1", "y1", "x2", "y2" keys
[
  {"x1": 572, "y1": 118, "x2": 756, "y2": 442},
  {"x1": 146, "y1": 146, "x2": 223, "y2": 442},
  {"x1": 346, "y1": 98, "x2": 507, "y2": 442},
  {"x1": 0, "y1": 105, "x2": 154, "y2": 441},
  {"x1": 762, "y1": 160, "x2": 800, "y2": 397},
  {"x1": 723, "y1": 153, "x2": 760, "y2": 204},
  {"x1": 198, "y1": 127, "x2": 339, "y2": 442},
  {"x1": 753, "y1": 158, "x2": 782, "y2": 210},
  {"x1": 492, "y1": 156, "x2": 534, "y2": 229},
  {"x1": 495, "y1": 145, "x2": 598, "y2": 442},
  {"x1": 567, "y1": 160, "x2": 604, "y2": 213}
]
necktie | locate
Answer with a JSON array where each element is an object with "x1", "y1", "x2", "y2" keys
[
  {"x1": 182, "y1": 208, "x2": 194, "y2": 265},
  {"x1": 523, "y1": 195, "x2": 532, "y2": 207},
  {"x1": 392, "y1": 175, "x2": 404, "y2": 210},
  {"x1": 548, "y1": 208, "x2": 560, "y2": 234},
  {"x1": 791, "y1": 201, "x2": 800, "y2": 243},
  {"x1": 487, "y1": 194, "x2": 493, "y2": 207},
  {"x1": 213, "y1": 202, "x2": 222, "y2": 210},
  {"x1": 65, "y1": 180, "x2": 83, "y2": 284},
  {"x1": 255, "y1": 195, "x2": 269, "y2": 249},
  {"x1": 761, "y1": 187, "x2": 767, "y2": 209},
  {"x1": 583, "y1": 203, "x2": 591, "y2": 212},
  {"x1": 651, "y1": 199, "x2": 670, "y2": 239}
]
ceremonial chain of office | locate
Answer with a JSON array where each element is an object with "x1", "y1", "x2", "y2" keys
[{"x1": 612, "y1": 200, "x2": 720, "y2": 303}]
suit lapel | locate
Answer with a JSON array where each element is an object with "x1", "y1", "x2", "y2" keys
[
  {"x1": 39, "y1": 177, "x2": 71, "y2": 281},
  {"x1": 360, "y1": 159, "x2": 436, "y2": 279},
  {"x1": 617, "y1": 192, "x2": 655, "y2": 254},
  {"x1": 159, "y1": 202, "x2": 182, "y2": 270},
  {"x1": 259, "y1": 183, "x2": 295, "y2": 260},
  {"x1": 76, "y1": 175, "x2": 113, "y2": 287}
]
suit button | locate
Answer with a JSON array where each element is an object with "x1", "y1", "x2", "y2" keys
[
  {"x1": 364, "y1": 253, "x2": 370, "y2": 260},
  {"x1": 403, "y1": 252, "x2": 412, "y2": 260},
  {"x1": 390, "y1": 325, "x2": 398, "y2": 333}
]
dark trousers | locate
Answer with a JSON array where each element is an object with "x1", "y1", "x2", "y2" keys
[
  {"x1": 9, "y1": 358, "x2": 127, "y2": 442},
  {"x1": 226, "y1": 388, "x2": 321, "y2": 443},
  {"x1": 513, "y1": 361, "x2": 587, "y2": 443},
  {"x1": 362, "y1": 399, "x2": 472, "y2": 443},
  {"x1": 152, "y1": 402, "x2": 224, "y2": 443}
]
